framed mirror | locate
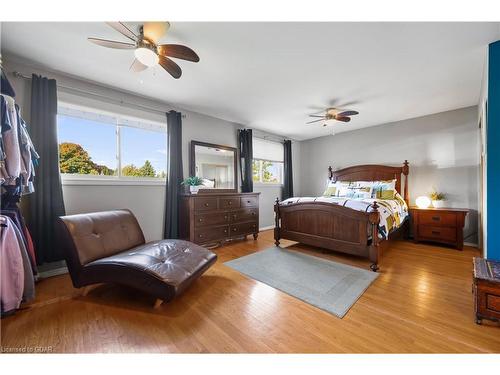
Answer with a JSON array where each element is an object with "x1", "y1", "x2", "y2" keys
[{"x1": 190, "y1": 141, "x2": 238, "y2": 192}]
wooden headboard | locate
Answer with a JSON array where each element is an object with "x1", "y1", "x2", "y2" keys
[{"x1": 328, "y1": 160, "x2": 410, "y2": 204}]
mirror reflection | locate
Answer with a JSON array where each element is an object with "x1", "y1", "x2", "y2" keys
[{"x1": 193, "y1": 144, "x2": 236, "y2": 190}]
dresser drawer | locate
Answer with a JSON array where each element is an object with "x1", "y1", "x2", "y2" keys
[
  {"x1": 230, "y1": 222, "x2": 258, "y2": 236},
  {"x1": 194, "y1": 225, "x2": 229, "y2": 243},
  {"x1": 419, "y1": 212, "x2": 457, "y2": 227},
  {"x1": 229, "y1": 208, "x2": 258, "y2": 223},
  {"x1": 194, "y1": 197, "x2": 218, "y2": 211},
  {"x1": 241, "y1": 196, "x2": 258, "y2": 208},
  {"x1": 195, "y1": 212, "x2": 229, "y2": 227},
  {"x1": 218, "y1": 197, "x2": 240, "y2": 209},
  {"x1": 418, "y1": 225, "x2": 456, "y2": 242}
]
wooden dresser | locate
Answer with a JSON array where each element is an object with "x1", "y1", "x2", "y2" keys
[
  {"x1": 410, "y1": 207, "x2": 468, "y2": 249},
  {"x1": 179, "y1": 192, "x2": 260, "y2": 247}
]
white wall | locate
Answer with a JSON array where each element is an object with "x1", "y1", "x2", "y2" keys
[
  {"x1": 3, "y1": 55, "x2": 299, "y2": 240},
  {"x1": 300, "y1": 106, "x2": 480, "y2": 244}
]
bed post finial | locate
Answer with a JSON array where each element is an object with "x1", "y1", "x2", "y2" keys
[
  {"x1": 328, "y1": 166, "x2": 333, "y2": 180},
  {"x1": 402, "y1": 160, "x2": 409, "y2": 205}
]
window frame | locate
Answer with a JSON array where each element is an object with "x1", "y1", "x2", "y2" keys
[
  {"x1": 252, "y1": 158, "x2": 284, "y2": 186},
  {"x1": 58, "y1": 102, "x2": 167, "y2": 186}
]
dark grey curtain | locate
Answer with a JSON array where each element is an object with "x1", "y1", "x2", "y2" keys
[
  {"x1": 238, "y1": 129, "x2": 253, "y2": 193},
  {"x1": 282, "y1": 139, "x2": 293, "y2": 200},
  {"x1": 163, "y1": 110, "x2": 183, "y2": 239},
  {"x1": 28, "y1": 74, "x2": 66, "y2": 264}
]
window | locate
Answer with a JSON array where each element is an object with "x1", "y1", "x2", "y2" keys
[
  {"x1": 252, "y1": 137, "x2": 284, "y2": 184},
  {"x1": 57, "y1": 105, "x2": 167, "y2": 182}
]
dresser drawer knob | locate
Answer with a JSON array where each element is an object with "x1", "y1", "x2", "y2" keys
[
  {"x1": 432, "y1": 216, "x2": 440, "y2": 221},
  {"x1": 252, "y1": 212, "x2": 256, "y2": 216},
  {"x1": 247, "y1": 200, "x2": 251, "y2": 203},
  {"x1": 224, "y1": 229, "x2": 227, "y2": 233},
  {"x1": 224, "y1": 215, "x2": 228, "y2": 220},
  {"x1": 198, "y1": 218, "x2": 203, "y2": 222},
  {"x1": 199, "y1": 234, "x2": 203, "y2": 238},
  {"x1": 228, "y1": 201, "x2": 232, "y2": 205},
  {"x1": 233, "y1": 214, "x2": 237, "y2": 218},
  {"x1": 233, "y1": 228, "x2": 237, "y2": 232},
  {"x1": 204, "y1": 203, "x2": 209, "y2": 207}
]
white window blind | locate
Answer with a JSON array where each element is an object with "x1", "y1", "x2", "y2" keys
[{"x1": 253, "y1": 137, "x2": 284, "y2": 162}]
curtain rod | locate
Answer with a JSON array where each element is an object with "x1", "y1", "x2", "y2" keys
[
  {"x1": 251, "y1": 130, "x2": 295, "y2": 144},
  {"x1": 11, "y1": 71, "x2": 185, "y2": 118}
]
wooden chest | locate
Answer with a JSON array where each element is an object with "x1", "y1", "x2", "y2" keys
[
  {"x1": 179, "y1": 192, "x2": 260, "y2": 247},
  {"x1": 473, "y1": 257, "x2": 500, "y2": 324},
  {"x1": 410, "y1": 207, "x2": 468, "y2": 249}
]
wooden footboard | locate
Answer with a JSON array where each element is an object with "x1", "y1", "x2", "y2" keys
[{"x1": 274, "y1": 199, "x2": 381, "y2": 271}]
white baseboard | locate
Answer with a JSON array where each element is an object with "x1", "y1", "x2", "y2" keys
[
  {"x1": 259, "y1": 225, "x2": 275, "y2": 231},
  {"x1": 39, "y1": 266, "x2": 68, "y2": 279}
]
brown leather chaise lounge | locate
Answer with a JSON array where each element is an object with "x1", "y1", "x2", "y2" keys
[{"x1": 58, "y1": 209, "x2": 217, "y2": 308}]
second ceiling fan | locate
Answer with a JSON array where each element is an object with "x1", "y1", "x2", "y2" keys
[
  {"x1": 88, "y1": 22, "x2": 200, "y2": 79},
  {"x1": 307, "y1": 108, "x2": 359, "y2": 125}
]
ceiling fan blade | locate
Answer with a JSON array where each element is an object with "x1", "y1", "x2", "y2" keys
[
  {"x1": 88, "y1": 37, "x2": 136, "y2": 49},
  {"x1": 335, "y1": 116, "x2": 351, "y2": 122},
  {"x1": 143, "y1": 22, "x2": 170, "y2": 44},
  {"x1": 158, "y1": 44, "x2": 200, "y2": 62},
  {"x1": 159, "y1": 55, "x2": 182, "y2": 79},
  {"x1": 130, "y1": 58, "x2": 148, "y2": 72},
  {"x1": 106, "y1": 22, "x2": 138, "y2": 42},
  {"x1": 306, "y1": 119, "x2": 325, "y2": 124},
  {"x1": 337, "y1": 110, "x2": 359, "y2": 117},
  {"x1": 308, "y1": 115, "x2": 325, "y2": 118}
]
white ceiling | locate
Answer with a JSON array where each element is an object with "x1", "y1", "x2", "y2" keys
[{"x1": 2, "y1": 22, "x2": 499, "y2": 140}]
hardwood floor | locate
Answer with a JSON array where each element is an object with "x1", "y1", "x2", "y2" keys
[{"x1": 1, "y1": 230, "x2": 499, "y2": 353}]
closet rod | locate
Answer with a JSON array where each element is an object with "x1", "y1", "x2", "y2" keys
[{"x1": 11, "y1": 71, "x2": 185, "y2": 118}]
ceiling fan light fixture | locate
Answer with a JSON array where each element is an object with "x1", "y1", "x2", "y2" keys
[{"x1": 134, "y1": 47, "x2": 159, "y2": 67}]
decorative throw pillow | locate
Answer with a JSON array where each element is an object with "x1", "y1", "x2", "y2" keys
[
  {"x1": 336, "y1": 181, "x2": 353, "y2": 197},
  {"x1": 336, "y1": 181, "x2": 373, "y2": 199},
  {"x1": 372, "y1": 179, "x2": 396, "y2": 199},
  {"x1": 323, "y1": 186, "x2": 337, "y2": 197}
]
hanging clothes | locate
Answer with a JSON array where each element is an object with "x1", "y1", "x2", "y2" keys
[
  {"x1": 0, "y1": 68, "x2": 39, "y2": 315},
  {"x1": 1, "y1": 94, "x2": 22, "y2": 186},
  {"x1": 0, "y1": 216, "x2": 25, "y2": 314},
  {"x1": 1, "y1": 69, "x2": 16, "y2": 98},
  {"x1": 1, "y1": 208, "x2": 38, "y2": 274},
  {"x1": 10, "y1": 217, "x2": 35, "y2": 302}
]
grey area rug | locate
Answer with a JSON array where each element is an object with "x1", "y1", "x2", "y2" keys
[{"x1": 225, "y1": 246, "x2": 378, "y2": 318}]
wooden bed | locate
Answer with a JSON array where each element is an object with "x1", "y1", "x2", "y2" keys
[{"x1": 273, "y1": 161, "x2": 409, "y2": 271}]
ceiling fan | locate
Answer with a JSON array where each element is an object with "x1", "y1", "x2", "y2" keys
[
  {"x1": 306, "y1": 108, "x2": 359, "y2": 126},
  {"x1": 88, "y1": 22, "x2": 199, "y2": 79}
]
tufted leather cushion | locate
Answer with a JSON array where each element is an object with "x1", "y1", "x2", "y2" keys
[
  {"x1": 88, "y1": 239, "x2": 217, "y2": 294},
  {"x1": 60, "y1": 209, "x2": 145, "y2": 265}
]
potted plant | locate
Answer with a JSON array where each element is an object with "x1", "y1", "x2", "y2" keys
[
  {"x1": 182, "y1": 176, "x2": 203, "y2": 194},
  {"x1": 430, "y1": 190, "x2": 447, "y2": 208}
]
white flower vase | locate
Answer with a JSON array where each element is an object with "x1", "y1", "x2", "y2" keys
[
  {"x1": 432, "y1": 200, "x2": 446, "y2": 208},
  {"x1": 190, "y1": 186, "x2": 200, "y2": 195}
]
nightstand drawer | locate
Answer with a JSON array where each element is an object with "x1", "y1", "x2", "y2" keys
[
  {"x1": 419, "y1": 212, "x2": 457, "y2": 227},
  {"x1": 418, "y1": 225, "x2": 456, "y2": 242}
]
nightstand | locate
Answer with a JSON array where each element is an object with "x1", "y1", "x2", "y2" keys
[{"x1": 410, "y1": 207, "x2": 468, "y2": 250}]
